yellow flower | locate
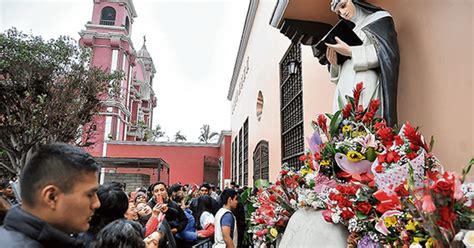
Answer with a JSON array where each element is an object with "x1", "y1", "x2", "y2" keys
[
  {"x1": 384, "y1": 215, "x2": 397, "y2": 228},
  {"x1": 342, "y1": 125, "x2": 352, "y2": 133},
  {"x1": 347, "y1": 151, "x2": 365, "y2": 162},
  {"x1": 413, "y1": 237, "x2": 425, "y2": 244},
  {"x1": 405, "y1": 219, "x2": 419, "y2": 231},
  {"x1": 270, "y1": 228, "x2": 278, "y2": 238},
  {"x1": 300, "y1": 168, "x2": 313, "y2": 176},
  {"x1": 426, "y1": 238, "x2": 434, "y2": 248},
  {"x1": 320, "y1": 160, "x2": 330, "y2": 166},
  {"x1": 351, "y1": 130, "x2": 367, "y2": 138}
]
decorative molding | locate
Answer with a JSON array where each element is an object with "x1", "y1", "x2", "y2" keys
[
  {"x1": 269, "y1": 0, "x2": 289, "y2": 28},
  {"x1": 102, "y1": 99, "x2": 132, "y2": 117},
  {"x1": 227, "y1": 0, "x2": 259, "y2": 101},
  {"x1": 217, "y1": 130, "x2": 232, "y2": 146}
]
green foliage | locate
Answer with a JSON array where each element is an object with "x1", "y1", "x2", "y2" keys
[
  {"x1": 0, "y1": 28, "x2": 123, "y2": 173},
  {"x1": 462, "y1": 158, "x2": 474, "y2": 183},
  {"x1": 198, "y1": 124, "x2": 219, "y2": 143},
  {"x1": 174, "y1": 131, "x2": 187, "y2": 142}
]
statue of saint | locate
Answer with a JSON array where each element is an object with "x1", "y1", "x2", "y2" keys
[{"x1": 326, "y1": 0, "x2": 400, "y2": 126}]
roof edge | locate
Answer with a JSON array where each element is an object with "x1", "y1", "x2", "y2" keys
[
  {"x1": 227, "y1": 0, "x2": 259, "y2": 101},
  {"x1": 269, "y1": 0, "x2": 289, "y2": 28}
]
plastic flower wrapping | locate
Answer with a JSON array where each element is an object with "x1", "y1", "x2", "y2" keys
[{"x1": 247, "y1": 82, "x2": 474, "y2": 247}]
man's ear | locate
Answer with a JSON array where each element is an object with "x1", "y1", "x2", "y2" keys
[{"x1": 40, "y1": 185, "x2": 60, "y2": 210}]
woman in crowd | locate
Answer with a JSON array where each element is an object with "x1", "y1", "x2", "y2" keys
[
  {"x1": 193, "y1": 195, "x2": 216, "y2": 238},
  {"x1": 89, "y1": 219, "x2": 167, "y2": 248}
]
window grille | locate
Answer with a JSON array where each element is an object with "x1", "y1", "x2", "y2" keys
[
  {"x1": 280, "y1": 43, "x2": 304, "y2": 169},
  {"x1": 253, "y1": 140, "x2": 269, "y2": 182}
]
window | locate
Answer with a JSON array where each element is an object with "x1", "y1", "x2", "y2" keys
[
  {"x1": 243, "y1": 119, "x2": 249, "y2": 186},
  {"x1": 100, "y1": 7, "x2": 116, "y2": 26},
  {"x1": 253, "y1": 140, "x2": 269, "y2": 182},
  {"x1": 125, "y1": 16, "x2": 130, "y2": 33},
  {"x1": 231, "y1": 118, "x2": 249, "y2": 186},
  {"x1": 238, "y1": 128, "x2": 243, "y2": 185},
  {"x1": 280, "y1": 43, "x2": 304, "y2": 169},
  {"x1": 256, "y1": 91, "x2": 264, "y2": 121}
]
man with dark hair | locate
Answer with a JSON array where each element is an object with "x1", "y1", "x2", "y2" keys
[
  {"x1": 213, "y1": 188, "x2": 238, "y2": 248},
  {"x1": 0, "y1": 180, "x2": 18, "y2": 205},
  {"x1": 0, "y1": 143, "x2": 101, "y2": 247}
]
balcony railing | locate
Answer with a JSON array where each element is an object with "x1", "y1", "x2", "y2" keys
[{"x1": 99, "y1": 19, "x2": 115, "y2": 26}]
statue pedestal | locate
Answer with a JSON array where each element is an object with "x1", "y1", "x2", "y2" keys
[{"x1": 279, "y1": 209, "x2": 348, "y2": 247}]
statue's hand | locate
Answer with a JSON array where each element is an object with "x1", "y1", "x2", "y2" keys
[
  {"x1": 326, "y1": 47, "x2": 338, "y2": 65},
  {"x1": 325, "y1": 37, "x2": 352, "y2": 57}
]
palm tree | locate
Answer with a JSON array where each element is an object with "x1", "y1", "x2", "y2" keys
[
  {"x1": 174, "y1": 131, "x2": 187, "y2": 142},
  {"x1": 149, "y1": 124, "x2": 165, "y2": 141},
  {"x1": 198, "y1": 124, "x2": 219, "y2": 143}
]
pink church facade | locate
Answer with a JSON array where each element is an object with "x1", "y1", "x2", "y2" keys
[{"x1": 79, "y1": 0, "x2": 231, "y2": 190}]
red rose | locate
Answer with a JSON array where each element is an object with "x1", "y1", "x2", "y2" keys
[
  {"x1": 432, "y1": 179, "x2": 453, "y2": 196},
  {"x1": 375, "y1": 164, "x2": 384, "y2": 173},
  {"x1": 341, "y1": 209, "x2": 355, "y2": 220},
  {"x1": 386, "y1": 151, "x2": 401, "y2": 163},
  {"x1": 355, "y1": 201, "x2": 372, "y2": 215},
  {"x1": 336, "y1": 185, "x2": 346, "y2": 194},
  {"x1": 437, "y1": 206, "x2": 457, "y2": 229},
  {"x1": 269, "y1": 194, "x2": 277, "y2": 202}
]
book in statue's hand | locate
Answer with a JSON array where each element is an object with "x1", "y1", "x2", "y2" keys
[{"x1": 312, "y1": 19, "x2": 363, "y2": 65}]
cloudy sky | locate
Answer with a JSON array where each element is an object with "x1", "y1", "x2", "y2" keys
[{"x1": 0, "y1": 0, "x2": 249, "y2": 142}]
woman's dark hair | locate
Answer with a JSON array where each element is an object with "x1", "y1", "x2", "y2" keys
[
  {"x1": 156, "y1": 230, "x2": 169, "y2": 248},
  {"x1": 89, "y1": 219, "x2": 145, "y2": 248},
  {"x1": 89, "y1": 182, "x2": 129, "y2": 235},
  {"x1": 193, "y1": 195, "x2": 215, "y2": 229}
]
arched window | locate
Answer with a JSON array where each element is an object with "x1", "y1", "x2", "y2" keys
[
  {"x1": 125, "y1": 16, "x2": 130, "y2": 33},
  {"x1": 100, "y1": 7, "x2": 116, "y2": 26},
  {"x1": 253, "y1": 140, "x2": 269, "y2": 182}
]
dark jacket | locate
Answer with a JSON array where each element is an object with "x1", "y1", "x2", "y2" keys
[
  {"x1": 0, "y1": 206, "x2": 84, "y2": 248},
  {"x1": 148, "y1": 198, "x2": 188, "y2": 233}
]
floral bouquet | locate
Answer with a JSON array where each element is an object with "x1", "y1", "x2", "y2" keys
[
  {"x1": 248, "y1": 165, "x2": 298, "y2": 246},
  {"x1": 310, "y1": 82, "x2": 382, "y2": 180}
]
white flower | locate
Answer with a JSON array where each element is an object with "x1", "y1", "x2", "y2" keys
[
  {"x1": 356, "y1": 133, "x2": 377, "y2": 153},
  {"x1": 409, "y1": 243, "x2": 422, "y2": 248},
  {"x1": 463, "y1": 231, "x2": 474, "y2": 248}
]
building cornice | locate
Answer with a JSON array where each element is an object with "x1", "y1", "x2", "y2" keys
[
  {"x1": 79, "y1": 29, "x2": 136, "y2": 54},
  {"x1": 217, "y1": 130, "x2": 232, "y2": 146},
  {"x1": 269, "y1": 0, "x2": 289, "y2": 28},
  {"x1": 227, "y1": 0, "x2": 259, "y2": 101},
  {"x1": 102, "y1": 99, "x2": 132, "y2": 117},
  {"x1": 107, "y1": 140, "x2": 222, "y2": 148}
]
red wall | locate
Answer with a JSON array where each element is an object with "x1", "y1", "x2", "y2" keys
[
  {"x1": 106, "y1": 143, "x2": 221, "y2": 185},
  {"x1": 219, "y1": 136, "x2": 231, "y2": 189}
]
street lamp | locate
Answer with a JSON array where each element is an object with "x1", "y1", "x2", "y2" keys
[{"x1": 287, "y1": 60, "x2": 299, "y2": 76}]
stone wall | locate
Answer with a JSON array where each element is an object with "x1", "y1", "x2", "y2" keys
[{"x1": 104, "y1": 173, "x2": 150, "y2": 193}]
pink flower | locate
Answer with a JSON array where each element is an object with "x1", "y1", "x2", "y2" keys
[{"x1": 421, "y1": 194, "x2": 436, "y2": 213}]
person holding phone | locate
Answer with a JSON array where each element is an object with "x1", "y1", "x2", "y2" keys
[{"x1": 147, "y1": 182, "x2": 188, "y2": 235}]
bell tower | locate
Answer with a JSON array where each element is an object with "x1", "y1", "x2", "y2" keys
[{"x1": 79, "y1": 0, "x2": 138, "y2": 157}]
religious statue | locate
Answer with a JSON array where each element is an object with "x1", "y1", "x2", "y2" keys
[{"x1": 326, "y1": 0, "x2": 399, "y2": 126}]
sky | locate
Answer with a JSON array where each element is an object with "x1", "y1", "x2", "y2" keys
[{"x1": 0, "y1": 0, "x2": 249, "y2": 142}]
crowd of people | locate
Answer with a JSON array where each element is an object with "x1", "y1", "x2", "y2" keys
[{"x1": 0, "y1": 143, "x2": 249, "y2": 248}]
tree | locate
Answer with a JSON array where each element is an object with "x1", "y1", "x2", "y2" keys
[
  {"x1": 0, "y1": 28, "x2": 123, "y2": 174},
  {"x1": 198, "y1": 124, "x2": 219, "y2": 143},
  {"x1": 147, "y1": 124, "x2": 166, "y2": 141},
  {"x1": 174, "y1": 131, "x2": 187, "y2": 142}
]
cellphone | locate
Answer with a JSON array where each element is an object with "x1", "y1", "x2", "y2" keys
[{"x1": 156, "y1": 194, "x2": 163, "y2": 204}]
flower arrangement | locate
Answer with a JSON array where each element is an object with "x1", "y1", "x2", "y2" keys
[
  {"x1": 247, "y1": 82, "x2": 473, "y2": 247},
  {"x1": 248, "y1": 165, "x2": 298, "y2": 246}
]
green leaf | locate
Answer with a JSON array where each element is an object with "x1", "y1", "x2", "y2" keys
[
  {"x1": 462, "y1": 158, "x2": 474, "y2": 183},
  {"x1": 329, "y1": 110, "x2": 342, "y2": 137},
  {"x1": 429, "y1": 135, "x2": 435, "y2": 152},
  {"x1": 356, "y1": 211, "x2": 368, "y2": 220},
  {"x1": 254, "y1": 179, "x2": 270, "y2": 189}
]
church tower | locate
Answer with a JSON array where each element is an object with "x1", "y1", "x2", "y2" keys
[{"x1": 79, "y1": 0, "x2": 140, "y2": 157}]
